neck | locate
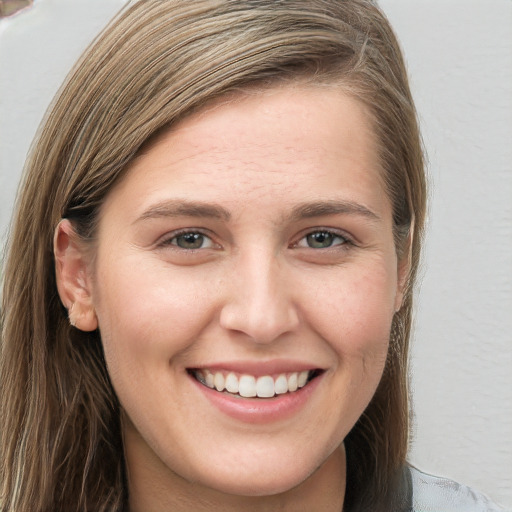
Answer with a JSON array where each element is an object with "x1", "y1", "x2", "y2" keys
[{"x1": 125, "y1": 432, "x2": 346, "y2": 512}]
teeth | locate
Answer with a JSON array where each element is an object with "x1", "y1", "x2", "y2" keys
[
  {"x1": 274, "y1": 374, "x2": 288, "y2": 395},
  {"x1": 225, "y1": 372, "x2": 239, "y2": 394},
  {"x1": 288, "y1": 373, "x2": 298, "y2": 392},
  {"x1": 196, "y1": 369, "x2": 313, "y2": 398},
  {"x1": 205, "y1": 372, "x2": 214, "y2": 388},
  {"x1": 298, "y1": 370, "x2": 309, "y2": 388},
  {"x1": 239, "y1": 375, "x2": 257, "y2": 397},
  {"x1": 256, "y1": 376, "x2": 274, "y2": 398},
  {"x1": 214, "y1": 372, "x2": 225, "y2": 392}
]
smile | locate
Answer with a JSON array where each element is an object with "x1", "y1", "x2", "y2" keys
[{"x1": 190, "y1": 369, "x2": 322, "y2": 399}]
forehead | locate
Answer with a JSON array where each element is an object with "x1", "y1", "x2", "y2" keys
[
  {"x1": 143, "y1": 84, "x2": 377, "y2": 157},
  {"x1": 102, "y1": 85, "x2": 389, "y2": 223}
]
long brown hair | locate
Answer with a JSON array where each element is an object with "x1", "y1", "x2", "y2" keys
[{"x1": 1, "y1": 1, "x2": 426, "y2": 510}]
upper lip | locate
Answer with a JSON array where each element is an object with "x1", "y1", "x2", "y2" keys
[{"x1": 188, "y1": 360, "x2": 325, "y2": 377}]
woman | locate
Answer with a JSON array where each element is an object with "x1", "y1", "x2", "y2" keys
[{"x1": 0, "y1": 1, "x2": 506, "y2": 511}]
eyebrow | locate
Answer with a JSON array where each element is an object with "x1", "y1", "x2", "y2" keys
[
  {"x1": 288, "y1": 200, "x2": 381, "y2": 223},
  {"x1": 135, "y1": 198, "x2": 380, "y2": 225},
  {"x1": 135, "y1": 200, "x2": 231, "y2": 223}
]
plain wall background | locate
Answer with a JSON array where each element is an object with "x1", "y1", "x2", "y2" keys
[{"x1": 1, "y1": 0, "x2": 511, "y2": 507}]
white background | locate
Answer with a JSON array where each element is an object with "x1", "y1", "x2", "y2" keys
[{"x1": 1, "y1": 0, "x2": 511, "y2": 507}]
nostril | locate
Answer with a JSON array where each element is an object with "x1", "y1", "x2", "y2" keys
[{"x1": 219, "y1": 303, "x2": 300, "y2": 345}]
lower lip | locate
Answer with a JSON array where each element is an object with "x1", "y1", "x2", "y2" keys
[{"x1": 189, "y1": 372, "x2": 324, "y2": 424}]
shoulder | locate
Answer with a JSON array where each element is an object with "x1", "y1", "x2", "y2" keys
[{"x1": 409, "y1": 467, "x2": 510, "y2": 512}]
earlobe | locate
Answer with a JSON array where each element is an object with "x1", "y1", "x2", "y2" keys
[{"x1": 54, "y1": 219, "x2": 98, "y2": 331}]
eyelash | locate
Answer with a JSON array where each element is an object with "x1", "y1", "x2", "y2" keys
[
  {"x1": 158, "y1": 229, "x2": 216, "y2": 250},
  {"x1": 293, "y1": 229, "x2": 352, "y2": 250},
  {"x1": 158, "y1": 228, "x2": 353, "y2": 251}
]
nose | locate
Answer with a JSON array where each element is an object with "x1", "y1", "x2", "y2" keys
[{"x1": 219, "y1": 250, "x2": 300, "y2": 344}]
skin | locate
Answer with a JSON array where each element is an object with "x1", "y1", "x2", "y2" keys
[{"x1": 55, "y1": 85, "x2": 408, "y2": 511}]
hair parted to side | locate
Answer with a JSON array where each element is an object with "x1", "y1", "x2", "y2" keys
[{"x1": 0, "y1": 1, "x2": 426, "y2": 510}]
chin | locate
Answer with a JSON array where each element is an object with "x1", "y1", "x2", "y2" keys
[
  {"x1": 203, "y1": 469, "x2": 309, "y2": 498},
  {"x1": 188, "y1": 448, "x2": 328, "y2": 499}
]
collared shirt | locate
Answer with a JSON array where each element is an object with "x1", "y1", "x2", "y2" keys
[{"x1": 409, "y1": 467, "x2": 509, "y2": 512}]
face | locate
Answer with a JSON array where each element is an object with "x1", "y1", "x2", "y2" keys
[{"x1": 87, "y1": 86, "x2": 404, "y2": 497}]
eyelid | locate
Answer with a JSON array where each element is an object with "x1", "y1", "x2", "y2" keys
[
  {"x1": 292, "y1": 227, "x2": 354, "y2": 249},
  {"x1": 156, "y1": 228, "x2": 219, "y2": 250}
]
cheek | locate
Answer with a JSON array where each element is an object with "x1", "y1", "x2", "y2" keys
[
  {"x1": 304, "y1": 263, "x2": 397, "y2": 354},
  {"x1": 299, "y1": 261, "x2": 397, "y2": 416},
  {"x1": 92, "y1": 254, "x2": 220, "y2": 369}
]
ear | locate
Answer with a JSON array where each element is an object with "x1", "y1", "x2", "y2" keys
[
  {"x1": 54, "y1": 219, "x2": 98, "y2": 331},
  {"x1": 394, "y1": 220, "x2": 414, "y2": 313}
]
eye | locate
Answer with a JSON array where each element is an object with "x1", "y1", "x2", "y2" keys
[
  {"x1": 162, "y1": 231, "x2": 215, "y2": 250},
  {"x1": 296, "y1": 230, "x2": 349, "y2": 249}
]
